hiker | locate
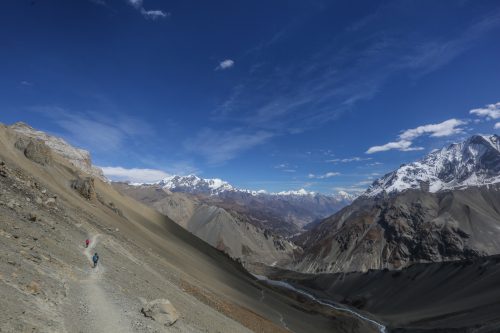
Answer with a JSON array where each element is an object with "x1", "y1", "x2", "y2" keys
[
  {"x1": 92, "y1": 253, "x2": 99, "y2": 268},
  {"x1": 85, "y1": 239, "x2": 90, "y2": 248}
]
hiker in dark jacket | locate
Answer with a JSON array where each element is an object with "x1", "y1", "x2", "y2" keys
[{"x1": 92, "y1": 253, "x2": 99, "y2": 268}]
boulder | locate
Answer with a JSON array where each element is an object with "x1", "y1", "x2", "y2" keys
[
  {"x1": 28, "y1": 212, "x2": 37, "y2": 222},
  {"x1": 24, "y1": 140, "x2": 52, "y2": 166},
  {"x1": 44, "y1": 198, "x2": 57, "y2": 207},
  {"x1": 71, "y1": 177, "x2": 96, "y2": 200},
  {"x1": 141, "y1": 299, "x2": 179, "y2": 326}
]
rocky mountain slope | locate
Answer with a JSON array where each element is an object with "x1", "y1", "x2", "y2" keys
[
  {"x1": 0, "y1": 122, "x2": 375, "y2": 333},
  {"x1": 294, "y1": 135, "x2": 500, "y2": 274},
  {"x1": 142, "y1": 174, "x2": 352, "y2": 235},
  {"x1": 112, "y1": 182, "x2": 299, "y2": 268}
]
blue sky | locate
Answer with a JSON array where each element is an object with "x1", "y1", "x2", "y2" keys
[{"x1": 1, "y1": 0, "x2": 500, "y2": 194}]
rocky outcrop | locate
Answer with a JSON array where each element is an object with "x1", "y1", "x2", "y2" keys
[
  {"x1": 71, "y1": 177, "x2": 96, "y2": 200},
  {"x1": 10, "y1": 122, "x2": 105, "y2": 180},
  {"x1": 141, "y1": 299, "x2": 179, "y2": 326},
  {"x1": 24, "y1": 140, "x2": 53, "y2": 166}
]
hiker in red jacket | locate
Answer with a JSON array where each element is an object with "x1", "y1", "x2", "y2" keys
[{"x1": 85, "y1": 239, "x2": 90, "y2": 248}]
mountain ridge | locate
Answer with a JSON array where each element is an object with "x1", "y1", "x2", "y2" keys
[{"x1": 364, "y1": 134, "x2": 500, "y2": 197}]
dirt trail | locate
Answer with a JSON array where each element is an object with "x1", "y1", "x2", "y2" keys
[{"x1": 79, "y1": 234, "x2": 134, "y2": 333}]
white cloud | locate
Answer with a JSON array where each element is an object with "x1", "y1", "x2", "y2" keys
[
  {"x1": 100, "y1": 166, "x2": 170, "y2": 183},
  {"x1": 399, "y1": 119, "x2": 466, "y2": 140},
  {"x1": 470, "y1": 102, "x2": 500, "y2": 120},
  {"x1": 184, "y1": 128, "x2": 273, "y2": 164},
  {"x1": 308, "y1": 172, "x2": 340, "y2": 179},
  {"x1": 495, "y1": 122, "x2": 500, "y2": 129},
  {"x1": 328, "y1": 157, "x2": 372, "y2": 163},
  {"x1": 126, "y1": 0, "x2": 169, "y2": 20},
  {"x1": 366, "y1": 140, "x2": 420, "y2": 154},
  {"x1": 127, "y1": 0, "x2": 142, "y2": 8},
  {"x1": 366, "y1": 118, "x2": 465, "y2": 154},
  {"x1": 141, "y1": 8, "x2": 169, "y2": 19},
  {"x1": 216, "y1": 59, "x2": 235, "y2": 70}
]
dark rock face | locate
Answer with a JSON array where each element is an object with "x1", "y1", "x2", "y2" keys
[
  {"x1": 71, "y1": 177, "x2": 96, "y2": 200},
  {"x1": 23, "y1": 140, "x2": 52, "y2": 166},
  {"x1": 294, "y1": 186, "x2": 500, "y2": 274}
]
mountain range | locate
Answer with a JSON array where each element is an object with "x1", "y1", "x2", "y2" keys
[
  {"x1": 132, "y1": 174, "x2": 353, "y2": 235},
  {"x1": 3, "y1": 121, "x2": 500, "y2": 332}
]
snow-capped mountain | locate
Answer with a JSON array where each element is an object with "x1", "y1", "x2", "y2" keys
[
  {"x1": 132, "y1": 174, "x2": 354, "y2": 234},
  {"x1": 295, "y1": 134, "x2": 500, "y2": 274},
  {"x1": 158, "y1": 175, "x2": 236, "y2": 195},
  {"x1": 364, "y1": 134, "x2": 500, "y2": 197},
  {"x1": 157, "y1": 174, "x2": 348, "y2": 199}
]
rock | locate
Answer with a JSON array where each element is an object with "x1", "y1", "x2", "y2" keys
[
  {"x1": 24, "y1": 140, "x2": 52, "y2": 166},
  {"x1": 14, "y1": 137, "x2": 30, "y2": 151},
  {"x1": 27, "y1": 281, "x2": 41, "y2": 295},
  {"x1": 141, "y1": 299, "x2": 179, "y2": 326},
  {"x1": 28, "y1": 212, "x2": 37, "y2": 222},
  {"x1": 35, "y1": 197, "x2": 43, "y2": 205},
  {"x1": 0, "y1": 161, "x2": 6, "y2": 177},
  {"x1": 7, "y1": 200, "x2": 18, "y2": 209},
  {"x1": 71, "y1": 177, "x2": 96, "y2": 200},
  {"x1": 44, "y1": 198, "x2": 56, "y2": 207}
]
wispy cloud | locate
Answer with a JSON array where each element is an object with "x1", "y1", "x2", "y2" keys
[
  {"x1": 30, "y1": 106, "x2": 154, "y2": 152},
  {"x1": 89, "y1": 0, "x2": 106, "y2": 5},
  {"x1": 216, "y1": 59, "x2": 235, "y2": 71},
  {"x1": 126, "y1": 0, "x2": 169, "y2": 20},
  {"x1": 328, "y1": 157, "x2": 372, "y2": 163},
  {"x1": 470, "y1": 102, "x2": 500, "y2": 120},
  {"x1": 184, "y1": 128, "x2": 274, "y2": 165},
  {"x1": 308, "y1": 172, "x2": 340, "y2": 179},
  {"x1": 274, "y1": 163, "x2": 297, "y2": 172},
  {"x1": 213, "y1": 9, "x2": 500, "y2": 143},
  {"x1": 366, "y1": 140, "x2": 419, "y2": 154},
  {"x1": 366, "y1": 118, "x2": 466, "y2": 154},
  {"x1": 495, "y1": 123, "x2": 500, "y2": 129},
  {"x1": 100, "y1": 166, "x2": 169, "y2": 183}
]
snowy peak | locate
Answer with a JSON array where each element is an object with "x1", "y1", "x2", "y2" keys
[
  {"x1": 364, "y1": 134, "x2": 500, "y2": 197},
  {"x1": 337, "y1": 190, "x2": 358, "y2": 201},
  {"x1": 158, "y1": 175, "x2": 234, "y2": 195},
  {"x1": 274, "y1": 189, "x2": 315, "y2": 196},
  {"x1": 154, "y1": 175, "x2": 351, "y2": 201}
]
